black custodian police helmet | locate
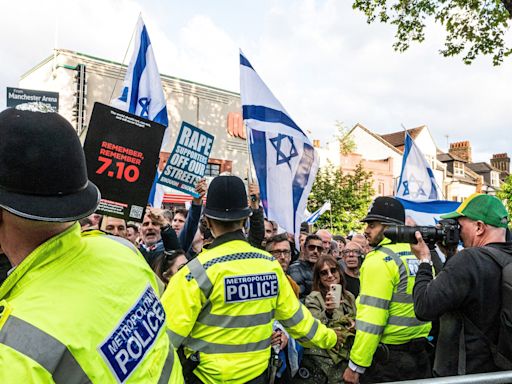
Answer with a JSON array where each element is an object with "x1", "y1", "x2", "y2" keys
[
  {"x1": 203, "y1": 175, "x2": 252, "y2": 222},
  {"x1": 361, "y1": 196, "x2": 405, "y2": 225}
]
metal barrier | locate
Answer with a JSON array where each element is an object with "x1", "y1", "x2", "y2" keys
[{"x1": 384, "y1": 371, "x2": 512, "y2": 384}]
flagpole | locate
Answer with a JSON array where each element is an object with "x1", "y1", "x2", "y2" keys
[
  {"x1": 329, "y1": 200, "x2": 333, "y2": 232},
  {"x1": 109, "y1": 13, "x2": 141, "y2": 104}
]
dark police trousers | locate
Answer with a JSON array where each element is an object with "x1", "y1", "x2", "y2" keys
[
  {"x1": 187, "y1": 370, "x2": 267, "y2": 384},
  {"x1": 361, "y1": 338, "x2": 432, "y2": 383}
]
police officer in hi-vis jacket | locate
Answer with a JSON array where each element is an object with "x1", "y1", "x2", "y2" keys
[{"x1": 162, "y1": 175, "x2": 344, "y2": 384}]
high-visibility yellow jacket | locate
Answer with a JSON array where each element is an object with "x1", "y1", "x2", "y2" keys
[
  {"x1": 349, "y1": 238, "x2": 431, "y2": 368},
  {"x1": 161, "y1": 230, "x2": 337, "y2": 384},
  {"x1": 0, "y1": 223, "x2": 183, "y2": 383}
]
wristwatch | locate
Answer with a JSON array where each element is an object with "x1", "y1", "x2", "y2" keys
[{"x1": 419, "y1": 258, "x2": 433, "y2": 266}]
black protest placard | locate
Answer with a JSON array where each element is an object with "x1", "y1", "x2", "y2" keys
[
  {"x1": 158, "y1": 122, "x2": 214, "y2": 197},
  {"x1": 84, "y1": 102, "x2": 165, "y2": 222}
]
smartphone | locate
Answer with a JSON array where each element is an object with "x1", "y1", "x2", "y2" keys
[{"x1": 330, "y1": 284, "x2": 342, "y2": 308}]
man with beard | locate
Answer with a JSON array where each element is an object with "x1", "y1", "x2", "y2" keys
[
  {"x1": 288, "y1": 234, "x2": 323, "y2": 302},
  {"x1": 139, "y1": 208, "x2": 166, "y2": 266},
  {"x1": 343, "y1": 197, "x2": 432, "y2": 384}
]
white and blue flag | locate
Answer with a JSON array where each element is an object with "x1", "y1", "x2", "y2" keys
[
  {"x1": 240, "y1": 51, "x2": 319, "y2": 246},
  {"x1": 305, "y1": 201, "x2": 331, "y2": 225},
  {"x1": 396, "y1": 132, "x2": 441, "y2": 200},
  {"x1": 112, "y1": 16, "x2": 169, "y2": 208},
  {"x1": 394, "y1": 131, "x2": 459, "y2": 226}
]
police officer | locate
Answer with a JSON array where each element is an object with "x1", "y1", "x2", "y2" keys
[
  {"x1": 343, "y1": 196, "x2": 432, "y2": 384},
  {"x1": 161, "y1": 175, "x2": 341, "y2": 384},
  {"x1": 0, "y1": 108, "x2": 182, "y2": 383}
]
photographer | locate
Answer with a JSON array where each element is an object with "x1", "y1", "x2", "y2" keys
[{"x1": 411, "y1": 193, "x2": 512, "y2": 376}]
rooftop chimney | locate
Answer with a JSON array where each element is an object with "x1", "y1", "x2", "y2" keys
[
  {"x1": 491, "y1": 153, "x2": 510, "y2": 173},
  {"x1": 449, "y1": 141, "x2": 472, "y2": 163}
]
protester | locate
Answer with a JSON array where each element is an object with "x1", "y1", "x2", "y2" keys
[
  {"x1": 174, "y1": 179, "x2": 207, "y2": 255},
  {"x1": 333, "y1": 234, "x2": 346, "y2": 252},
  {"x1": 343, "y1": 196, "x2": 432, "y2": 384},
  {"x1": 352, "y1": 233, "x2": 371, "y2": 256},
  {"x1": 288, "y1": 234, "x2": 324, "y2": 302},
  {"x1": 297, "y1": 255, "x2": 356, "y2": 383},
  {"x1": 0, "y1": 108, "x2": 182, "y2": 382},
  {"x1": 264, "y1": 218, "x2": 275, "y2": 245},
  {"x1": 100, "y1": 215, "x2": 127, "y2": 238},
  {"x1": 266, "y1": 233, "x2": 302, "y2": 382},
  {"x1": 411, "y1": 193, "x2": 512, "y2": 376},
  {"x1": 126, "y1": 222, "x2": 139, "y2": 245},
  {"x1": 330, "y1": 240, "x2": 340, "y2": 259},
  {"x1": 316, "y1": 229, "x2": 333, "y2": 255},
  {"x1": 86, "y1": 212, "x2": 103, "y2": 229},
  {"x1": 138, "y1": 208, "x2": 166, "y2": 265},
  {"x1": 151, "y1": 249, "x2": 188, "y2": 286},
  {"x1": 266, "y1": 233, "x2": 300, "y2": 297},
  {"x1": 341, "y1": 241, "x2": 363, "y2": 298},
  {"x1": 161, "y1": 175, "x2": 342, "y2": 383}
]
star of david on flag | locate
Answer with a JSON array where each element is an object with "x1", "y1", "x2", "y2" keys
[
  {"x1": 396, "y1": 132, "x2": 441, "y2": 200},
  {"x1": 240, "y1": 50, "x2": 319, "y2": 248},
  {"x1": 112, "y1": 16, "x2": 170, "y2": 208}
]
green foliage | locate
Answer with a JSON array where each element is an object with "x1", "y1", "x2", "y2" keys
[
  {"x1": 497, "y1": 174, "x2": 512, "y2": 223},
  {"x1": 309, "y1": 162, "x2": 375, "y2": 235},
  {"x1": 352, "y1": 0, "x2": 512, "y2": 65},
  {"x1": 335, "y1": 121, "x2": 357, "y2": 155}
]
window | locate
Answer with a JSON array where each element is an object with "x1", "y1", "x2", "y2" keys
[
  {"x1": 453, "y1": 162, "x2": 464, "y2": 177},
  {"x1": 378, "y1": 182, "x2": 385, "y2": 196},
  {"x1": 205, "y1": 163, "x2": 221, "y2": 177},
  {"x1": 491, "y1": 172, "x2": 500, "y2": 187}
]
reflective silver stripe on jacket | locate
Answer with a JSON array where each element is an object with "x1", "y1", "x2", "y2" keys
[
  {"x1": 187, "y1": 257, "x2": 214, "y2": 298},
  {"x1": 157, "y1": 330, "x2": 176, "y2": 384},
  {"x1": 197, "y1": 301, "x2": 275, "y2": 328},
  {"x1": 359, "y1": 294, "x2": 390, "y2": 310},
  {"x1": 106, "y1": 235, "x2": 139, "y2": 255},
  {"x1": 184, "y1": 336, "x2": 271, "y2": 354},
  {"x1": 388, "y1": 316, "x2": 427, "y2": 327},
  {"x1": 169, "y1": 329, "x2": 186, "y2": 348},
  {"x1": 0, "y1": 315, "x2": 91, "y2": 383},
  {"x1": 356, "y1": 319, "x2": 385, "y2": 335},
  {"x1": 378, "y1": 247, "x2": 409, "y2": 295},
  {"x1": 297, "y1": 319, "x2": 320, "y2": 344},
  {"x1": 279, "y1": 305, "x2": 305, "y2": 328}
]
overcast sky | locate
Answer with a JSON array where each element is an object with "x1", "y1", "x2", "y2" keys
[{"x1": 2, "y1": 0, "x2": 511, "y2": 162}]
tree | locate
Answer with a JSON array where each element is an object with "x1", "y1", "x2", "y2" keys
[
  {"x1": 497, "y1": 174, "x2": 512, "y2": 223},
  {"x1": 309, "y1": 162, "x2": 375, "y2": 235},
  {"x1": 352, "y1": 0, "x2": 512, "y2": 65}
]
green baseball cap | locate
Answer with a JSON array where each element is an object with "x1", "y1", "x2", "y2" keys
[{"x1": 440, "y1": 193, "x2": 509, "y2": 228}]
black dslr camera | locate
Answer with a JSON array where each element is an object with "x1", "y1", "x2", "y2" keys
[{"x1": 383, "y1": 219, "x2": 460, "y2": 249}]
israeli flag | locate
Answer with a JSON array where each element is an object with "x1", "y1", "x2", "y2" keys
[
  {"x1": 305, "y1": 201, "x2": 331, "y2": 224},
  {"x1": 396, "y1": 132, "x2": 442, "y2": 200},
  {"x1": 112, "y1": 16, "x2": 169, "y2": 208},
  {"x1": 397, "y1": 198, "x2": 460, "y2": 226},
  {"x1": 240, "y1": 51, "x2": 319, "y2": 246}
]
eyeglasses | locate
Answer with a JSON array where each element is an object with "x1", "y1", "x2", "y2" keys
[
  {"x1": 307, "y1": 244, "x2": 324, "y2": 252},
  {"x1": 271, "y1": 249, "x2": 291, "y2": 257},
  {"x1": 320, "y1": 267, "x2": 339, "y2": 277}
]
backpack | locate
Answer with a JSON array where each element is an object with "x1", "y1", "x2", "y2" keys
[
  {"x1": 458, "y1": 246, "x2": 512, "y2": 372},
  {"x1": 483, "y1": 246, "x2": 512, "y2": 370}
]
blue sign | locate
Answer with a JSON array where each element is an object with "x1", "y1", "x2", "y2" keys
[
  {"x1": 99, "y1": 285, "x2": 165, "y2": 383},
  {"x1": 224, "y1": 273, "x2": 279, "y2": 303},
  {"x1": 158, "y1": 121, "x2": 215, "y2": 197}
]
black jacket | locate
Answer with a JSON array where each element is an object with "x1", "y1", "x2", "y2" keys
[
  {"x1": 413, "y1": 242, "x2": 512, "y2": 376},
  {"x1": 287, "y1": 259, "x2": 314, "y2": 302}
]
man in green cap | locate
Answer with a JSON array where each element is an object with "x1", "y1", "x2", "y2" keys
[{"x1": 411, "y1": 193, "x2": 512, "y2": 376}]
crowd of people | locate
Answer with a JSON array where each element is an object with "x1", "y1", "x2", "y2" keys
[{"x1": 0, "y1": 107, "x2": 511, "y2": 384}]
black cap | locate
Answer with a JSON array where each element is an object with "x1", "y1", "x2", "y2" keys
[
  {"x1": 0, "y1": 108, "x2": 100, "y2": 222},
  {"x1": 204, "y1": 176, "x2": 252, "y2": 221},
  {"x1": 361, "y1": 196, "x2": 405, "y2": 225}
]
